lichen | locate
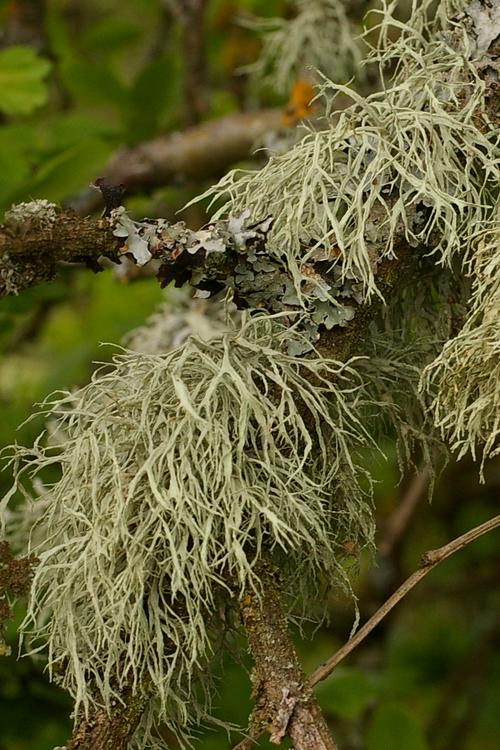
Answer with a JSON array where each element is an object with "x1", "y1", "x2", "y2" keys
[
  {"x1": 421, "y1": 207, "x2": 500, "y2": 479},
  {"x1": 197, "y1": 1, "x2": 498, "y2": 302},
  {"x1": 1, "y1": 312, "x2": 376, "y2": 747},
  {"x1": 244, "y1": 0, "x2": 364, "y2": 94},
  {"x1": 3, "y1": 200, "x2": 58, "y2": 233}
]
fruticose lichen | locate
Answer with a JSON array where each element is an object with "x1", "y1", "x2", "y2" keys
[
  {"x1": 245, "y1": 0, "x2": 364, "y2": 93},
  {"x1": 1, "y1": 313, "x2": 376, "y2": 747},
  {"x1": 421, "y1": 206, "x2": 500, "y2": 479},
  {"x1": 199, "y1": 0, "x2": 498, "y2": 301}
]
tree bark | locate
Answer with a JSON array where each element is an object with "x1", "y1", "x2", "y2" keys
[{"x1": 240, "y1": 560, "x2": 337, "y2": 750}]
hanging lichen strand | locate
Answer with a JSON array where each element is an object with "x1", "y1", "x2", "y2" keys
[
  {"x1": 199, "y1": 0, "x2": 498, "y2": 301},
  {"x1": 245, "y1": 0, "x2": 364, "y2": 93},
  {"x1": 1, "y1": 314, "x2": 376, "y2": 746},
  {"x1": 421, "y1": 205, "x2": 500, "y2": 479}
]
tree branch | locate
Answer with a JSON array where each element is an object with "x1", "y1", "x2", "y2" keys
[
  {"x1": 178, "y1": 0, "x2": 209, "y2": 125},
  {"x1": 65, "y1": 688, "x2": 150, "y2": 750},
  {"x1": 0, "y1": 541, "x2": 37, "y2": 657},
  {"x1": 238, "y1": 559, "x2": 337, "y2": 750},
  {"x1": 234, "y1": 514, "x2": 500, "y2": 750},
  {"x1": 307, "y1": 513, "x2": 500, "y2": 687},
  {"x1": 69, "y1": 108, "x2": 284, "y2": 215}
]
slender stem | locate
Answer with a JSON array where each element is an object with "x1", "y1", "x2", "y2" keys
[
  {"x1": 178, "y1": 0, "x2": 209, "y2": 125},
  {"x1": 308, "y1": 514, "x2": 500, "y2": 687},
  {"x1": 378, "y1": 464, "x2": 431, "y2": 558}
]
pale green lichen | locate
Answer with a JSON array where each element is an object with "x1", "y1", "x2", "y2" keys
[
  {"x1": 198, "y1": 1, "x2": 498, "y2": 301},
  {"x1": 421, "y1": 209, "x2": 500, "y2": 479},
  {"x1": 3, "y1": 200, "x2": 58, "y2": 232},
  {"x1": 244, "y1": 0, "x2": 364, "y2": 93},
  {"x1": 1, "y1": 313, "x2": 376, "y2": 746}
]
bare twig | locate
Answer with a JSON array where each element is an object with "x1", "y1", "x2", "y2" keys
[
  {"x1": 378, "y1": 464, "x2": 431, "y2": 558},
  {"x1": 308, "y1": 514, "x2": 500, "y2": 687},
  {"x1": 178, "y1": 0, "x2": 209, "y2": 125}
]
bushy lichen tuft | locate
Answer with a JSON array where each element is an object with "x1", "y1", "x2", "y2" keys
[
  {"x1": 198, "y1": 2, "x2": 498, "y2": 301},
  {"x1": 245, "y1": 0, "x2": 364, "y2": 93},
  {"x1": 1, "y1": 313, "x2": 376, "y2": 746},
  {"x1": 421, "y1": 210, "x2": 500, "y2": 478}
]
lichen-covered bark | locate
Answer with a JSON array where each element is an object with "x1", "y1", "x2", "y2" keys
[
  {"x1": 66, "y1": 689, "x2": 149, "y2": 750},
  {"x1": 240, "y1": 561, "x2": 337, "y2": 750},
  {"x1": 0, "y1": 206, "x2": 119, "y2": 296}
]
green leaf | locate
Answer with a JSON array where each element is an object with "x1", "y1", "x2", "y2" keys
[
  {"x1": 315, "y1": 668, "x2": 374, "y2": 719},
  {"x1": 366, "y1": 704, "x2": 431, "y2": 750},
  {"x1": 0, "y1": 125, "x2": 35, "y2": 207},
  {"x1": 0, "y1": 46, "x2": 51, "y2": 115},
  {"x1": 82, "y1": 18, "x2": 141, "y2": 54}
]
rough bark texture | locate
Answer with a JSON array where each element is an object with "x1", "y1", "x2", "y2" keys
[
  {"x1": 0, "y1": 541, "x2": 37, "y2": 656},
  {"x1": 240, "y1": 561, "x2": 337, "y2": 750},
  {"x1": 65, "y1": 689, "x2": 150, "y2": 750},
  {"x1": 0, "y1": 210, "x2": 118, "y2": 296}
]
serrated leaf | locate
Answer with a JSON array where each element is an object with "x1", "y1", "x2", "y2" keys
[{"x1": 0, "y1": 46, "x2": 51, "y2": 115}]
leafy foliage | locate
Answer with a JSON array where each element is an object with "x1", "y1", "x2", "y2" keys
[{"x1": 0, "y1": 46, "x2": 51, "y2": 116}]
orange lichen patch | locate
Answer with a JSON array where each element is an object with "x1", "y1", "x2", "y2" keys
[
  {"x1": 299, "y1": 263, "x2": 318, "y2": 278},
  {"x1": 282, "y1": 79, "x2": 316, "y2": 126}
]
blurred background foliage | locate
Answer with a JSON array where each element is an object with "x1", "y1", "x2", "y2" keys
[{"x1": 0, "y1": 1, "x2": 498, "y2": 749}]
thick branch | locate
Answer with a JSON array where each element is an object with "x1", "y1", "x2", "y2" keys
[
  {"x1": 69, "y1": 108, "x2": 283, "y2": 215},
  {"x1": 239, "y1": 560, "x2": 337, "y2": 750},
  {"x1": 0, "y1": 206, "x2": 118, "y2": 296},
  {"x1": 65, "y1": 689, "x2": 150, "y2": 750}
]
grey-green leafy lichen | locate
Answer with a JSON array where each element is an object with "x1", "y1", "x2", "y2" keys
[{"x1": 112, "y1": 207, "x2": 360, "y2": 354}]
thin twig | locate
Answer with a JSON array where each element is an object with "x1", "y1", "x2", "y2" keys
[
  {"x1": 308, "y1": 514, "x2": 500, "y2": 687},
  {"x1": 378, "y1": 464, "x2": 431, "y2": 557}
]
